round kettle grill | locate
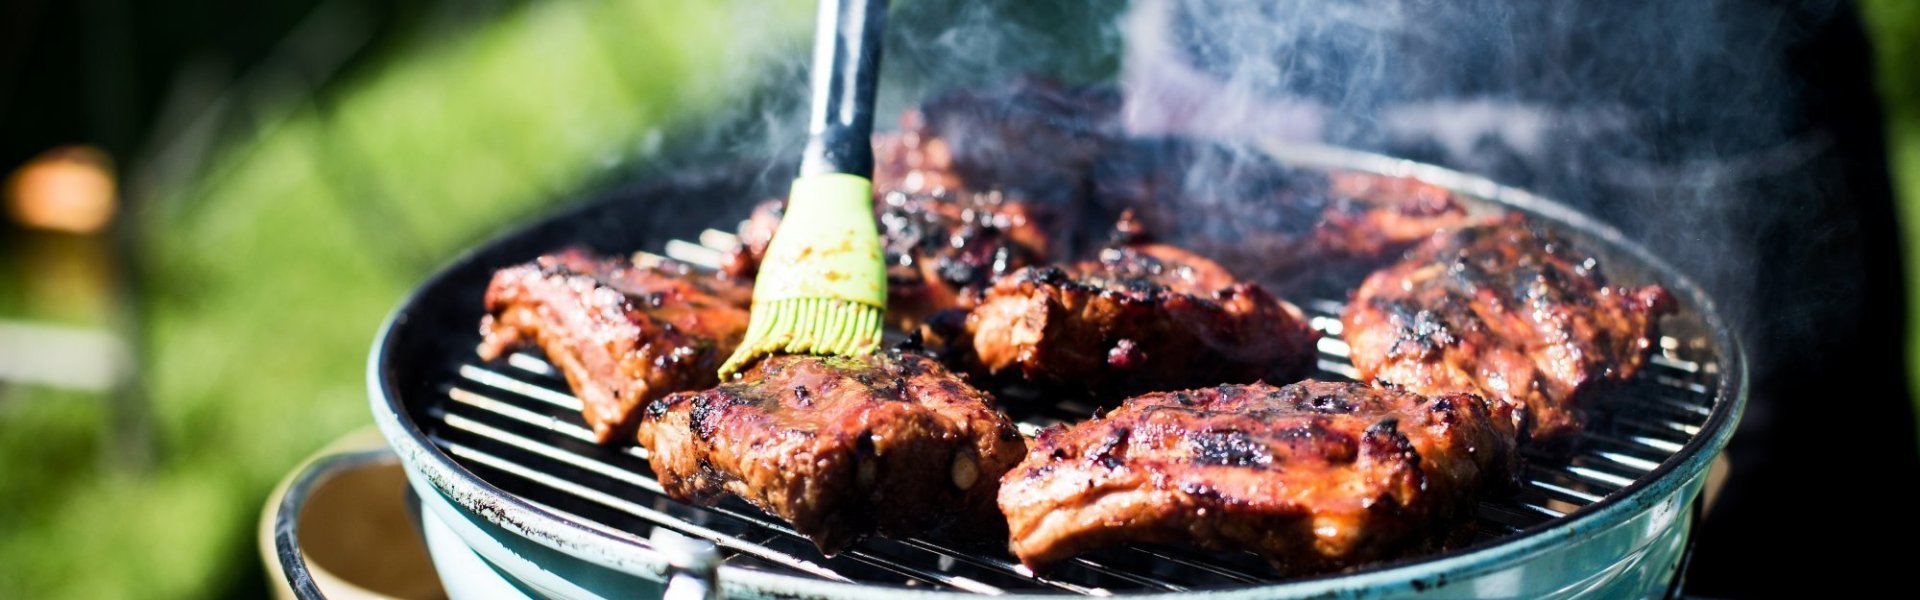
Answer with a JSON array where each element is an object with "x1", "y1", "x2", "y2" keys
[{"x1": 278, "y1": 143, "x2": 1743, "y2": 599}]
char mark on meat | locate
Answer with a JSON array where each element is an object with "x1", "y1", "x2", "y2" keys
[
  {"x1": 478, "y1": 249, "x2": 751, "y2": 442},
  {"x1": 1341, "y1": 216, "x2": 1675, "y2": 445},
  {"x1": 965, "y1": 242, "x2": 1319, "y2": 401}
]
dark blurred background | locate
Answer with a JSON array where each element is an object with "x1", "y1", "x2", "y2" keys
[{"x1": 2, "y1": 0, "x2": 1916, "y2": 597}]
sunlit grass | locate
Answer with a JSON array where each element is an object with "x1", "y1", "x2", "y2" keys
[
  {"x1": 1861, "y1": 0, "x2": 1920, "y2": 442},
  {"x1": 0, "y1": 1, "x2": 806, "y2": 597}
]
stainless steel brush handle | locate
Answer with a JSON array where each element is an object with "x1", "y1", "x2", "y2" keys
[{"x1": 800, "y1": 0, "x2": 889, "y2": 178}]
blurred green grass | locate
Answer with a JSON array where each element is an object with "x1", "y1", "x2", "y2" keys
[
  {"x1": 1862, "y1": 0, "x2": 1920, "y2": 439},
  {"x1": 0, "y1": 1, "x2": 806, "y2": 597}
]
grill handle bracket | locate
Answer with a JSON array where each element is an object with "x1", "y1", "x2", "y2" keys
[{"x1": 652, "y1": 528, "x2": 722, "y2": 600}]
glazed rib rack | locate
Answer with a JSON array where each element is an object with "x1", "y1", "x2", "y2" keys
[{"x1": 420, "y1": 230, "x2": 1719, "y2": 595}]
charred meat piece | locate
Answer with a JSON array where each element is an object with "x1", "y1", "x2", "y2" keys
[
  {"x1": 638, "y1": 352, "x2": 1027, "y2": 553},
  {"x1": 1092, "y1": 140, "x2": 1472, "y2": 288},
  {"x1": 878, "y1": 189, "x2": 1053, "y2": 327},
  {"x1": 1322, "y1": 171, "x2": 1477, "y2": 258},
  {"x1": 478, "y1": 250, "x2": 750, "y2": 443},
  {"x1": 966, "y1": 243, "x2": 1319, "y2": 399},
  {"x1": 1000, "y1": 381, "x2": 1518, "y2": 573},
  {"x1": 1341, "y1": 217, "x2": 1675, "y2": 444}
]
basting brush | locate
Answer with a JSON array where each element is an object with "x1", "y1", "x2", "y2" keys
[{"x1": 719, "y1": 0, "x2": 889, "y2": 379}]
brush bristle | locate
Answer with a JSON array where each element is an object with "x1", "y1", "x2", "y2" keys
[{"x1": 718, "y1": 298, "x2": 883, "y2": 378}]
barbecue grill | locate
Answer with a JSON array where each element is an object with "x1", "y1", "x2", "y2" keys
[{"x1": 277, "y1": 143, "x2": 1743, "y2": 599}]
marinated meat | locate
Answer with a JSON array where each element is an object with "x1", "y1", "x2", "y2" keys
[
  {"x1": 1341, "y1": 217, "x2": 1675, "y2": 443},
  {"x1": 478, "y1": 250, "x2": 751, "y2": 442},
  {"x1": 1092, "y1": 140, "x2": 1473, "y2": 288},
  {"x1": 965, "y1": 243, "x2": 1319, "y2": 399},
  {"x1": 637, "y1": 352, "x2": 1027, "y2": 553},
  {"x1": 877, "y1": 189, "x2": 1053, "y2": 326},
  {"x1": 999, "y1": 381, "x2": 1518, "y2": 573}
]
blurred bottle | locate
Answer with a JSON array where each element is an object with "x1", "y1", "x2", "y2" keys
[
  {"x1": 2, "y1": 144, "x2": 146, "y2": 469},
  {"x1": 4, "y1": 145, "x2": 121, "y2": 327}
]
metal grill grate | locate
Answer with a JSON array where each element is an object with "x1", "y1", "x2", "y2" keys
[{"x1": 419, "y1": 231, "x2": 1719, "y2": 595}]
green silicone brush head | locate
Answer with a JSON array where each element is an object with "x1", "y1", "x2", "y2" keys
[{"x1": 717, "y1": 173, "x2": 886, "y2": 379}]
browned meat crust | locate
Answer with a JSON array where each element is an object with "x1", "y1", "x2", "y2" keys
[
  {"x1": 965, "y1": 243, "x2": 1319, "y2": 399},
  {"x1": 999, "y1": 381, "x2": 1518, "y2": 573},
  {"x1": 1341, "y1": 216, "x2": 1675, "y2": 444},
  {"x1": 478, "y1": 250, "x2": 750, "y2": 442},
  {"x1": 637, "y1": 352, "x2": 1027, "y2": 554},
  {"x1": 876, "y1": 189, "x2": 1053, "y2": 327}
]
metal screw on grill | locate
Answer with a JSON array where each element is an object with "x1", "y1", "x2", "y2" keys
[{"x1": 651, "y1": 528, "x2": 721, "y2": 600}]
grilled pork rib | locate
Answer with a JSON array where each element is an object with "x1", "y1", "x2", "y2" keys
[
  {"x1": 637, "y1": 352, "x2": 1027, "y2": 554},
  {"x1": 999, "y1": 381, "x2": 1518, "y2": 573},
  {"x1": 965, "y1": 243, "x2": 1319, "y2": 399},
  {"x1": 1342, "y1": 216, "x2": 1675, "y2": 444},
  {"x1": 478, "y1": 250, "x2": 750, "y2": 443}
]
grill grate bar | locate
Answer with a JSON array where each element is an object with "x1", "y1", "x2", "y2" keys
[
  {"x1": 1305, "y1": 299, "x2": 1349, "y2": 316},
  {"x1": 459, "y1": 364, "x2": 582, "y2": 411},
  {"x1": 1564, "y1": 465, "x2": 1638, "y2": 489},
  {"x1": 1314, "y1": 360, "x2": 1362, "y2": 380},
  {"x1": 1614, "y1": 415, "x2": 1701, "y2": 437},
  {"x1": 659, "y1": 498, "x2": 1024, "y2": 594},
  {"x1": 1526, "y1": 464, "x2": 1622, "y2": 496},
  {"x1": 1648, "y1": 376, "x2": 1712, "y2": 402},
  {"x1": 1647, "y1": 353, "x2": 1699, "y2": 374},
  {"x1": 898, "y1": 538, "x2": 1113, "y2": 595},
  {"x1": 1621, "y1": 434, "x2": 1684, "y2": 454},
  {"x1": 441, "y1": 408, "x2": 657, "y2": 491},
  {"x1": 1122, "y1": 547, "x2": 1267, "y2": 585},
  {"x1": 665, "y1": 239, "x2": 726, "y2": 268},
  {"x1": 1593, "y1": 450, "x2": 1662, "y2": 473},
  {"x1": 1065, "y1": 557, "x2": 1187, "y2": 591},
  {"x1": 434, "y1": 437, "x2": 859, "y2": 583},
  {"x1": 1573, "y1": 432, "x2": 1672, "y2": 460},
  {"x1": 1315, "y1": 336, "x2": 1350, "y2": 358},
  {"x1": 1514, "y1": 501, "x2": 1567, "y2": 519},
  {"x1": 447, "y1": 387, "x2": 597, "y2": 443},
  {"x1": 507, "y1": 352, "x2": 560, "y2": 378},
  {"x1": 1525, "y1": 478, "x2": 1604, "y2": 504}
]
